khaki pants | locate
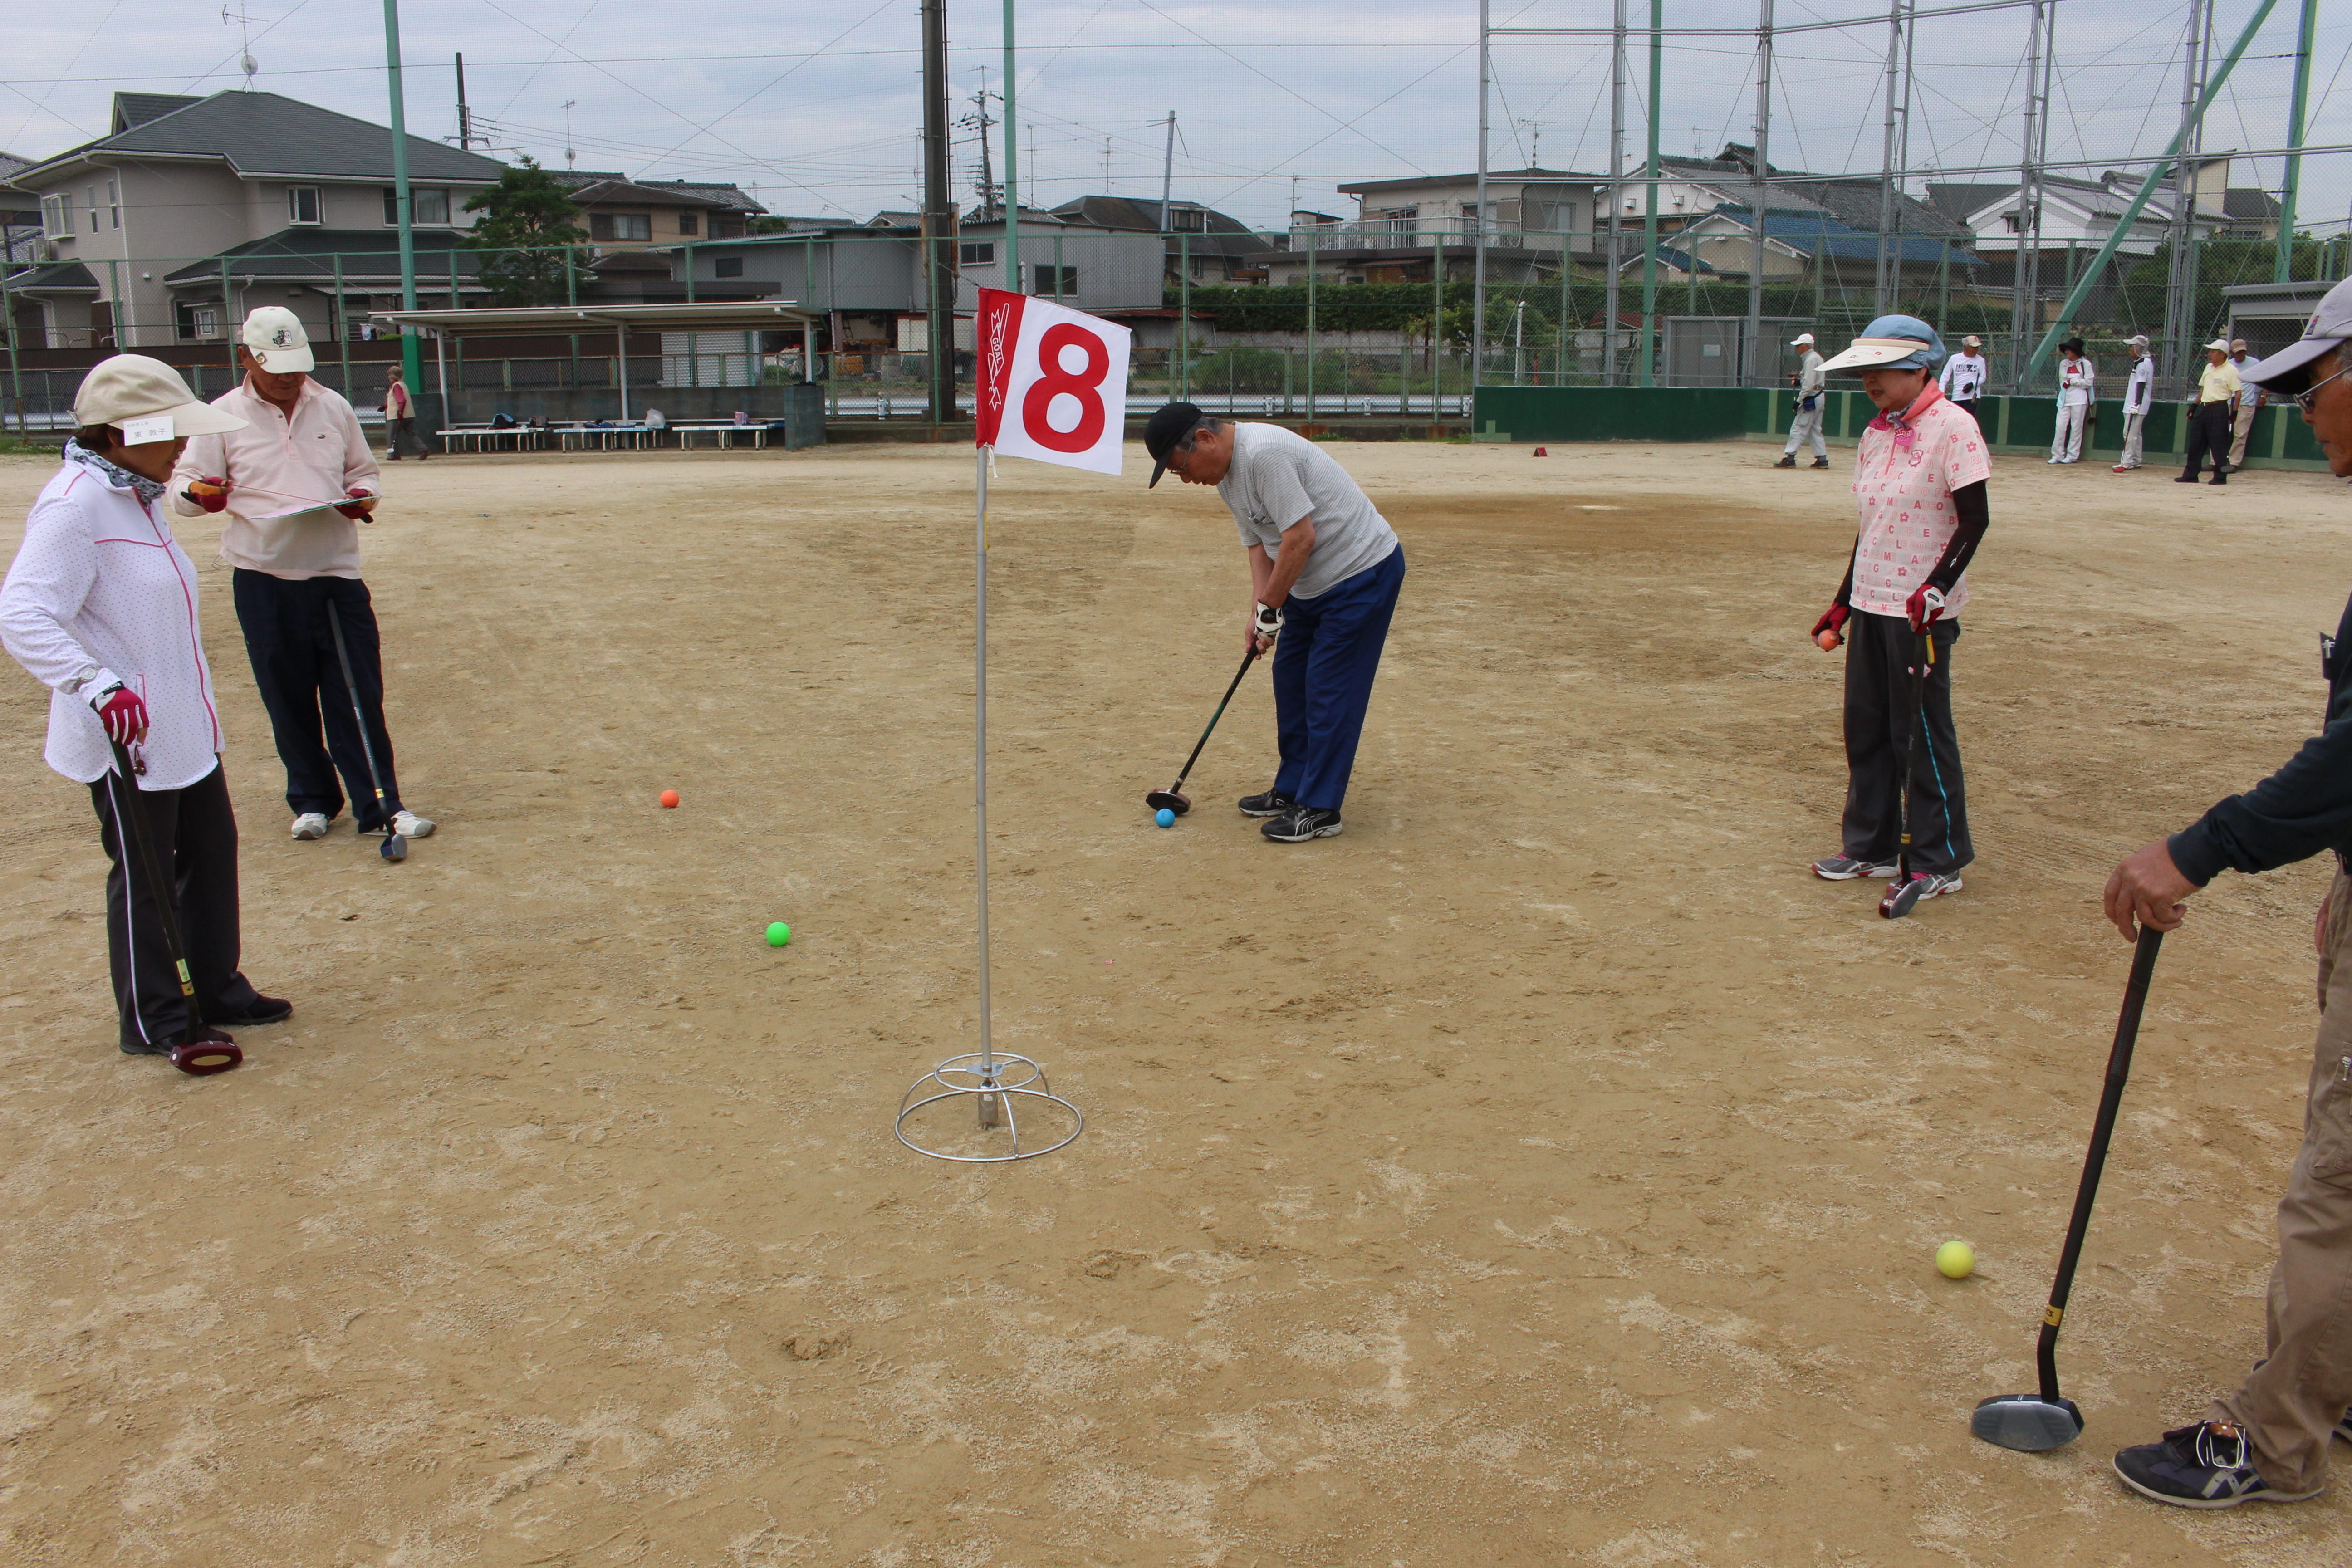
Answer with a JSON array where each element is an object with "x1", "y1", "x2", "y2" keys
[
  {"x1": 2229, "y1": 401, "x2": 2261, "y2": 468},
  {"x1": 2212, "y1": 867, "x2": 2352, "y2": 1493}
]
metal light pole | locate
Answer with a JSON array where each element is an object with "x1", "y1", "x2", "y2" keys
[
  {"x1": 382, "y1": 0, "x2": 423, "y2": 397},
  {"x1": 2007, "y1": 0, "x2": 2046, "y2": 389},
  {"x1": 922, "y1": 0, "x2": 957, "y2": 421},
  {"x1": 1604, "y1": 0, "x2": 1626, "y2": 385},
  {"x1": 1002, "y1": 0, "x2": 1019, "y2": 290},
  {"x1": 1874, "y1": 0, "x2": 1903, "y2": 312},
  {"x1": 1747, "y1": 0, "x2": 1773, "y2": 387},
  {"x1": 2276, "y1": 0, "x2": 2319, "y2": 282},
  {"x1": 1639, "y1": 0, "x2": 1662, "y2": 388},
  {"x1": 1474, "y1": 0, "x2": 1491, "y2": 383}
]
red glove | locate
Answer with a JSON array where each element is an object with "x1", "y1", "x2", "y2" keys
[
  {"x1": 1811, "y1": 604, "x2": 1850, "y2": 643},
  {"x1": 335, "y1": 487, "x2": 377, "y2": 521},
  {"x1": 182, "y1": 477, "x2": 230, "y2": 513},
  {"x1": 91, "y1": 684, "x2": 148, "y2": 744},
  {"x1": 1906, "y1": 584, "x2": 1947, "y2": 631}
]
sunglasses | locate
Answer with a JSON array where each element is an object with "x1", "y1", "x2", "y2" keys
[{"x1": 2294, "y1": 362, "x2": 2352, "y2": 418}]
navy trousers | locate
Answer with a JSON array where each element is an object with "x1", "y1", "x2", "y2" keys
[
  {"x1": 89, "y1": 763, "x2": 262, "y2": 1049},
  {"x1": 231, "y1": 570, "x2": 405, "y2": 829},
  {"x1": 1841, "y1": 610, "x2": 1970, "y2": 877},
  {"x1": 1271, "y1": 546, "x2": 1405, "y2": 812}
]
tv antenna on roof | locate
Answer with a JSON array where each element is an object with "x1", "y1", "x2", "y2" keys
[{"x1": 222, "y1": 5, "x2": 260, "y2": 88}]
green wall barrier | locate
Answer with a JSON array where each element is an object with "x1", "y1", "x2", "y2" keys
[{"x1": 1472, "y1": 384, "x2": 2330, "y2": 470}]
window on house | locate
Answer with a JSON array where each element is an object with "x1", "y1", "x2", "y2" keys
[
  {"x1": 107, "y1": 179, "x2": 119, "y2": 229},
  {"x1": 413, "y1": 188, "x2": 450, "y2": 225},
  {"x1": 960, "y1": 241, "x2": 994, "y2": 265},
  {"x1": 1172, "y1": 207, "x2": 1206, "y2": 232},
  {"x1": 678, "y1": 210, "x2": 699, "y2": 235},
  {"x1": 715, "y1": 255, "x2": 744, "y2": 278},
  {"x1": 87, "y1": 186, "x2": 99, "y2": 232},
  {"x1": 39, "y1": 193, "x2": 70, "y2": 237},
  {"x1": 1033, "y1": 263, "x2": 1078, "y2": 296},
  {"x1": 288, "y1": 185, "x2": 322, "y2": 225},
  {"x1": 175, "y1": 303, "x2": 220, "y2": 342}
]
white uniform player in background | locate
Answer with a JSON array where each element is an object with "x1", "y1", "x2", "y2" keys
[
  {"x1": 2050, "y1": 336, "x2": 2094, "y2": 463},
  {"x1": 2113, "y1": 336, "x2": 2155, "y2": 472},
  {"x1": 2226, "y1": 339, "x2": 2265, "y2": 472},
  {"x1": 1938, "y1": 333, "x2": 1989, "y2": 429},
  {"x1": 1776, "y1": 333, "x2": 1830, "y2": 469}
]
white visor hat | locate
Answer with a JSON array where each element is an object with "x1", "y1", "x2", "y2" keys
[{"x1": 1817, "y1": 337, "x2": 1936, "y2": 372}]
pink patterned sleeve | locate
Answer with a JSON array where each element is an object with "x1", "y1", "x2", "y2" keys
[{"x1": 1941, "y1": 413, "x2": 1991, "y2": 492}]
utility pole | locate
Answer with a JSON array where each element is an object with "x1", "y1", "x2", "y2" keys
[
  {"x1": 1639, "y1": 0, "x2": 1662, "y2": 388},
  {"x1": 382, "y1": 0, "x2": 421, "y2": 397},
  {"x1": 2163, "y1": 0, "x2": 2213, "y2": 397},
  {"x1": 1748, "y1": 0, "x2": 1773, "y2": 387},
  {"x1": 965, "y1": 74, "x2": 999, "y2": 216},
  {"x1": 1002, "y1": 0, "x2": 1019, "y2": 291},
  {"x1": 1474, "y1": 0, "x2": 1490, "y2": 384},
  {"x1": 454, "y1": 53, "x2": 474, "y2": 150},
  {"x1": 1872, "y1": 0, "x2": 1907, "y2": 312},
  {"x1": 922, "y1": 0, "x2": 957, "y2": 422},
  {"x1": 1604, "y1": 0, "x2": 1626, "y2": 385},
  {"x1": 1160, "y1": 112, "x2": 1176, "y2": 233},
  {"x1": 563, "y1": 100, "x2": 577, "y2": 169},
  {"x1": 2276, "y1": 0, "x2": 2319, "y2": 282},
  {"x1": 2007, "y1": 0, "x2": 2046, "y2": 389}
]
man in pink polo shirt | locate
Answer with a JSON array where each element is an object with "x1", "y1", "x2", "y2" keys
[
  {"x1": 170, "y1": 307, "x2": 436, "y2": 848},
  {"x1": 1805, "y1": 315, "x2": 1993, "y2": 912}
]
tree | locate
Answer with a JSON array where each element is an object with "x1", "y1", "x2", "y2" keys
[{"x1": 463, "y1": 157, "x2": 587, "y2": 307}]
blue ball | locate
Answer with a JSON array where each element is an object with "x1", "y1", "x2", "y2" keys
[{"x1": 1155, "y1": 807, "x2": 1175, "y2": 828}]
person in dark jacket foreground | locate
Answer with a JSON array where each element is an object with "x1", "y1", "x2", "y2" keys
[{"x1": 2103, "y1": 275, "x2": 2352, "y2": 1509}]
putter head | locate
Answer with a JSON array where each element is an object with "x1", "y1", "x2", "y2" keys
[
  {"x1": 1145, "y1": 788, "x2": 1191, "y2": 816},
  {"x1": 1970, "y1": 1393, "x2": 2084, "y2": 1452},
  {"x1": 381, "y1": 833, "x2": 407, "y2": 863},
  {"x1": 1879, "y1": 875, "x2": 1924, "y2": 919}
]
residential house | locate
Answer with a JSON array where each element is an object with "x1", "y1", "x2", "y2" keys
[
  {"x1": 6, "y1": 89, "x2": 506, "y2": 350},
  {"x1": 1663, "y1": 206, "x2": 1984, "y2": 287},
  {"x1": 1925, "y1": 157, "x2": 2278, "y2": 257},
  {"x1": 1, "y1": 153, "x2": 38, "y2": 266},
  {"x1": 546, "y1": 170, "x2": 768, "y2": 247},
  {"x1": 1047, "y1": 195, "x2": 1264, "y2": 284},
  {"x1": 1246, "y1": 167, "x2": 1611, "y2": 285}
]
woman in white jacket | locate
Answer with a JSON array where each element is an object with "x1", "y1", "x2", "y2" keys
[{"x1": 0, "y1": 357, "x2": 289, "y2": 1074}]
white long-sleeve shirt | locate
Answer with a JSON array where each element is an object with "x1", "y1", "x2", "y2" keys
[
  {"x1": 1, "y1": 456, "x2": 224, "y2": 790},
  {"x1": 1938, "y1": 352, "x2": 1988, "y2": 401},
  {"x1": 2057, "y1": 356, "x2": 2095, "y2": 407},
  {"x1": 168, "y1": 377, "x2": 381, "y2": 581},
  {"x1": 1796, "y1": 351, "x2": 1826, "y2": 399},
  {"x1": 2124, "y1": 354, "x2": 2155, "y2": 412}
]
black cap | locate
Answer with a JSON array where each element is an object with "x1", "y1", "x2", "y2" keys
[
  {"x1": 1144, "y1": 402, "x2": 1206, "y2": 488},
  {"x1": 2059, "y1": 336, "x2": 2086, "y2": 353}
]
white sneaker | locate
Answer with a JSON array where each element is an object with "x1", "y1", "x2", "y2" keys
[
  {"x1": 291, "y1": 812, "x2": 330, "y2": 841},
  {"x1": 392, "y1": 809, "x2": 436, "y2": 839}
]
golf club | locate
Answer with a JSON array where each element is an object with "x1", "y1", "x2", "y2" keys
[
  {"x1": 326, "y1": 600, "x2": 405, "y2": 863},
  {"x1": 106, "y1": 740, "x2": 241, "y2": 1077},
  {"x1": 1145, "y1": 642, "x2": 1260, "y2": 817},
  {"x1": 1880, "y1": 627, "x2": 1936, "y2": 918},
  {"x1": 1971, "y1": 924, "x2": 2164, "y2": 1451}
]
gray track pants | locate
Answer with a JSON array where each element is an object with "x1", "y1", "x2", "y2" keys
[{"x1": 1785, "y1": 402, "x2": 1826, "y2": 459}]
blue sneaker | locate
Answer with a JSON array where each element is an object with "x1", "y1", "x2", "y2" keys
[{"x1": 2113, "y1": 1422, "x2": 2323, "y2": 1509}]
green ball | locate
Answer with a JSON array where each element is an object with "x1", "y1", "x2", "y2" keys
[
  {"x1": 765, "y1": 921, "x2": 791, "y2": 947},
  {"x1": 1937, "y1": 1240, "x2": 1975, "y2": 1280}
]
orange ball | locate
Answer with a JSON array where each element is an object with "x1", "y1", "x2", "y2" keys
[{"x1": 659, "y1": 789, "x2": 680, "y2": 809}]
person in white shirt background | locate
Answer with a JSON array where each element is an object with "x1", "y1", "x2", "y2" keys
[
  {"x1": 2113, "y1": 335, "x2": 2156, "y2": 472},
  {"x1": 0, "y1": 357, "x2": 293, "y2": 1075},
  {"x1": 1775, "y1": 333, "x2": 1830, "y2": 469},
  {"x1": 1937, "y1": 333, "x2": 1989, "y2": 430},
  {"x1": 2050, "y1": 336, "x2": 2094, "y2": 463},
  {"x1": 2226, "y1": 338, "x2": 2265, "y2": 474}
]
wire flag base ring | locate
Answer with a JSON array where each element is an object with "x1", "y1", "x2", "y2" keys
[{"x1": 896, "y1": 1052, "x2": 1084, "y2": 1163}]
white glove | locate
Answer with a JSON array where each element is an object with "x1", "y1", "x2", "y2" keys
[{"x1": 1253, "y1": 602, "x2": 1284, "y2": 644}]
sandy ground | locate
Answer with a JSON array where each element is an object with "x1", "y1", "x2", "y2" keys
[{"x1": 1, "y1": 433, "x2": 2350, "y2": 1566}]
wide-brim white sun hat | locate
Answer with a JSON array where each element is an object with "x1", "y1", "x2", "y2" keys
[
  {"x1": 72, "y1": 355, "x2": 249, "y2": 438},
  {"x1": 1818, "y1": 337, "x2": 1937, "y2": 372}
]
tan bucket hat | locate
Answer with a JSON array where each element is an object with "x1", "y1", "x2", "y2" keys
[{"x1": 73, "y1": 355, "x2": 248, "y2": 440}]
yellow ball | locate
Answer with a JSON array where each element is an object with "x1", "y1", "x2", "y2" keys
[{"x1": 1937, "y1": 1240, "x2": 1975, "y2": 1280}]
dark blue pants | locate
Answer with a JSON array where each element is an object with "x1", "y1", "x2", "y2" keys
[
  {"x1": 1841, "y1": 610, "x2": 1969, "y2": 877},
  {"x1": 231, "y1": 570, "x2": 404, "y2": 829},
  {"x1": 1271, "y1": 547, "x2": 1405, "y2": 812},
  {"x1": 89, "y1": 763, "x2": 262, "y2": 1049}
]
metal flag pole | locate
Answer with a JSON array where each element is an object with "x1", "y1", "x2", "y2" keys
[{"x1": 974, "y1": 446, "x2": 997, "y2": 1124}]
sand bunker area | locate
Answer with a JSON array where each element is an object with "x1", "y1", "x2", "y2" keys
[{"x1": 4, "y1": 436, "x2": 2352, "y2": 1566}]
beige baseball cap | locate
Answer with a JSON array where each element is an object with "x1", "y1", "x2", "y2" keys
[
  {"x1": 1962, "y1": 334, "x2": 1982, "y2": 348},
  {"x1": 241, "y1": 305, "x2": 315, "y2": 372},
  {"x1": 2230, "y1": 338, "x2": 2249, "y2": 353},
  {"x1": 1790, "y1": 332, "x2": 1815, "y2": 346},
  {"x1": 73, "y1": 355, "x2": 249, "y2": 440}
]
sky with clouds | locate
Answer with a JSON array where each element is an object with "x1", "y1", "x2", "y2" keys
[{"x1": 5, "y1": 0, "x2": 2350, "y2": 234}]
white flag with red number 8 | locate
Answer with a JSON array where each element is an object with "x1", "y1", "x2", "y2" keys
[{"x1": 975, "y1": 287, "x2": 1132, "y2": 475}]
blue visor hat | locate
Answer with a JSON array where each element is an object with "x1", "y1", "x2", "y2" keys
[{"x1": 1819, "y1": 315, "x2": 1946, "y2": 372}]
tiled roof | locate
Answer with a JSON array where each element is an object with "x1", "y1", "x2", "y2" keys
[
  {"x1": 19, "y1": 91, "x2": 506, "y2": 186},
  {"x1": 161, "y1": 228, "x2": 486, "y2": 283},
  {"x1": 111, "y1": 93, "x2": 202, "y2": 132}
]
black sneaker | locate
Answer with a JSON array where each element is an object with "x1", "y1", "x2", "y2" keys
[
  {"x1": 1262, "y1": 805, "x2": 1343, "y2": 842},
  {"x1": 208, "y1": 995, "x2": 292, "y2": 1028},
  {"x1": 2113, "y1": 1421, "x2": 2323, "y2": 1509},
  {"x1": 1772, "y1": 454, "x2": 1797, "y2": 469},
  {"x1": 1810, "y1": 457, "x2": 1831, "y2": 469},
  {"x1": 1237, "y1": 787, "x2": 1295, "y2": 818}
]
